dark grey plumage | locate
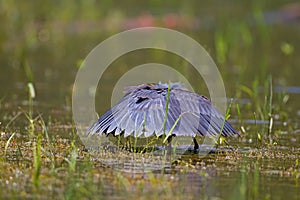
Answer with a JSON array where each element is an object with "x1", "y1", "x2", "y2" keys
[{"x1": 87, "y1": 82, "x2": 240, "y2": 141}]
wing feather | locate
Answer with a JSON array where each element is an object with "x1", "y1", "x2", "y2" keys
[
  {"x1": 172, "y1": 89, "x2": 239, "y2": 137},
  {"x1": 87, "y1": 83, "x2": 239, "y2": 138}
]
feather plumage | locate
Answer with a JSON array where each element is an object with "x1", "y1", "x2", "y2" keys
[{"x1": 87, "y1": 83, "x2": 240, "y2": 138}]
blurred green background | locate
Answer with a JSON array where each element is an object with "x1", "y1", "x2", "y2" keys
[{"x1": 0, "y1": 0, "x2": 299, "y2": 123}]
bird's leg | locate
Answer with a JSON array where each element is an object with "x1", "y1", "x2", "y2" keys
[
  {"x1": 193, "y1": 137, "x2": 199, "y2": 152},
  {"x1": 165, "y1": 134, "x2": 175, "y2": 155},
  {"x1": 166, "y1": 134, "x2": 174, "y2": 144}
]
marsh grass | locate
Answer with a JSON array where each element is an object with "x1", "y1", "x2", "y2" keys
[
  {"x1": 294, "y1": 159, "x2": 299, "y2": 179},
  {"x1": 32, "y1": 132, "x2": 42, "y2": 187},
  {"x1": 162, "y1": 82, "x2": 171, "y2": 136},
  {"x1": 64, "y1": 141, "x2": 78, "y2": 173},
  {"x1": 39, "y1": 116, "x2": 56, "y2": 172},
  {"x1": 4, "y1": 132, "x2": 16, "y2": 160},
  {"x1": 238, "y1": 75, "x2": 276, "y2": 145},
  {"x1": 26, "y1": 82, "x2": 43, "y2": 188}
]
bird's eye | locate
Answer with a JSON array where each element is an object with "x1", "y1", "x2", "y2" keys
[{"x1": 156, "y1": 88, "x2": 165, "y2": 94}]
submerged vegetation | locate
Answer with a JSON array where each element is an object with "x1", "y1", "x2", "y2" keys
[{"x1": 0, "y1": 0, "x2": 299, "y2": 199}]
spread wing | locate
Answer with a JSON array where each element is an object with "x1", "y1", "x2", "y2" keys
[
  {"x1": 87, "y1": 87, "x2": 239, "y2": 138},
  {"x1": 171, "y1": 89, "x2": 239, "y2": 137},
  {"x1": 87, "y1": 88, "x2": 168, "y2": 137}
]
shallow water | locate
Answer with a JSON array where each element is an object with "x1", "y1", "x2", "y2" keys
[{"x1": 0, "y1": 1, "x2": 300, "y2": 199}]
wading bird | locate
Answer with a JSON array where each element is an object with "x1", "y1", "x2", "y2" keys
[{"x1": 87, "y1": 82, "x2": 239, "y2": 150}]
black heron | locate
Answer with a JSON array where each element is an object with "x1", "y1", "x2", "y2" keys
[{"x1": 87, "y1": 82, "x2": 240, "y2": 150}]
